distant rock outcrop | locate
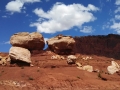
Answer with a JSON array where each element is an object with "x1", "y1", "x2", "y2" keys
[
  {"x1": 10, "y1": 32, "x2": 45, "y2": 51},
  {"x1": 9, "y1": 46, "x2": 31, "y2": 64},
  {"x1": 74, "y1": 34, "x2": 120, "y2": 59},
  {"x1": 47, "y1": 35, "x2": 75, "y2": 54}
]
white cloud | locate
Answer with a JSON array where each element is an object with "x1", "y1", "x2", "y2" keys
[
  {"x1": 109, "y1": 0, "x2": 120, "y2": 34},
  {"x1": 30, "y1": 3, "x2": 99, "y2": 33},
  {"x1": 80, "y1": 26, "x2": 94, "y2": 33},
  {"x1": 115, "y1": 15, "x2": 120, "y2": 20},
  {"x1": 115, "y1": 0, "x2": 120, "y2": 5},
  {"x1": 115, "y1": 7, "x2": 120, "y2": 13},
  {"x1": 110, "y1": 22, "x2": 120, "y2": 34},
  {"x1": 6, "y1": 0, "x2": 41, "y2": 13},
  {"x1": 6, "y1": 0, "x2": 24, "y2": 13}
]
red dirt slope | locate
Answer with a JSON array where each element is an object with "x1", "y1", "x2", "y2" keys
[{"x1": 0, "y1": 51, "x2": 120, "y2": 90}]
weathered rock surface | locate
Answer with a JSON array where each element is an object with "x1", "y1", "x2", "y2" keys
[
  {"x1": 67, "y1": 55, "x2": 77, "y2": 64},
  {"x1": 10, "y1": 32, "x2": 45, "y2": 51},
  {"x1": 9, "y1": 46, "x2": 31, "y2": 63},
  {"x1": 0, "y1": 80, "x2": 32, "y2": 87},
  {"x1": 107, "y1": 61, "x2": 120, "y2": 74},
  {"x1": 0, "y1": 55, "x2": 10, "y2": 66},
  {"x1": 51, "y1": 55, "x2": 65, "y2": 60},
  {"x1": 82, "y1": 65, "x2": 93, "y2": 72},
  {"x1": 47, "y1": 35, "x2": 75, "y2": 54},
  {"x1": 76, "y1": 63, "x2": 93, "y2": 72}
]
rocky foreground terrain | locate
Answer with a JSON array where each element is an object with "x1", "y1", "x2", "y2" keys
[{"x1": 0, "y1": 33, "x2": 120, "y2": 90}]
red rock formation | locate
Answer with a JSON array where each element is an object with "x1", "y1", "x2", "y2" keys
[{"x1": 74, "y1": 34, "x2": 120, "y2": 59}]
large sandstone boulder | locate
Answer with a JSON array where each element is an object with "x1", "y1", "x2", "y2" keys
[
  {"x1": 107, "y1": 61, "x2": 120, "y2": 74},
  {"x1": 46, "y1": 35, "x2": 75, "y2": 54},
  {"x1": 10, "y1": 32, "x2": 45, "y2": 51},
  {"x1": 9, "y1": 46, "x2": 31, "y2": 63}
]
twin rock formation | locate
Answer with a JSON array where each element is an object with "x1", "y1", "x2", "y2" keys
[
  {"x1": 9, "y1": 32, "x2": 75, "y2": 64},
  {"x1": 3, "y1": 32, "x2": 120, "y2": 75}
]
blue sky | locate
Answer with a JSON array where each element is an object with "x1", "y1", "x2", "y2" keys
[{"x1": 0, "y1": 0, "x2": 120, "y2": 52}]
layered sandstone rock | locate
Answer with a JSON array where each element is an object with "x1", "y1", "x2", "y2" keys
[
  {"x1": 10, "y1": 32, "x2": 45, "y2": 51},
  {"x1": 9, "y1": 46, "x2": 31, "y2": 63},
  {"x1": 47, "y1": 35, "x2": 75, "y2": 54}
]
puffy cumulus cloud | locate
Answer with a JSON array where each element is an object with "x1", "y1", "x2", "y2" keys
[
  {"x1": 6, "y1": 0, "x2": 41, "y2": 13},
  {"x1": 115, "y1": 0, "x2": 120, "y2": 5},
  {"x1": 110, "y1": 22, "x2": 120, "y2": 34},
  {"x1": 30, "y1": 3, "x2": 99, "y2": 33},
  {"x1": 80, "y1": 26, "x2": 94, "y2": 33},
  {"x1": 6, "y1": 0, "x2": 24, "y2": 13}
]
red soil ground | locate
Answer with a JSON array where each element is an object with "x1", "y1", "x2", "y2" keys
[{"x1": 0, "y1": 51, "x2": 120, "y2": 90}]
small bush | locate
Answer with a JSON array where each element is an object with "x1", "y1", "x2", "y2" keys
[
  {"x1": 98, "y1": 72, "x2": 107, "y2": 81},
  {"x1": 77, "y1": 76, "x2": 80, "y2": 79}
]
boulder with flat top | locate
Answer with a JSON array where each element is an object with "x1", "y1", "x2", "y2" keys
[
  {"x1": 9, "y1": 46, "x2": 31, "y2": 64},
  {"x1": 10, "y1": 32, "x2": 45, "y2": 51},
  {"x1": 46, "y1": 35, "x2": 75, "y2": 54}
]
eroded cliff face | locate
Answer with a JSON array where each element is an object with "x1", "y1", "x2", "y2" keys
[{"x1": 74, "y1": 34, "x2": 120, "y2": 59}]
